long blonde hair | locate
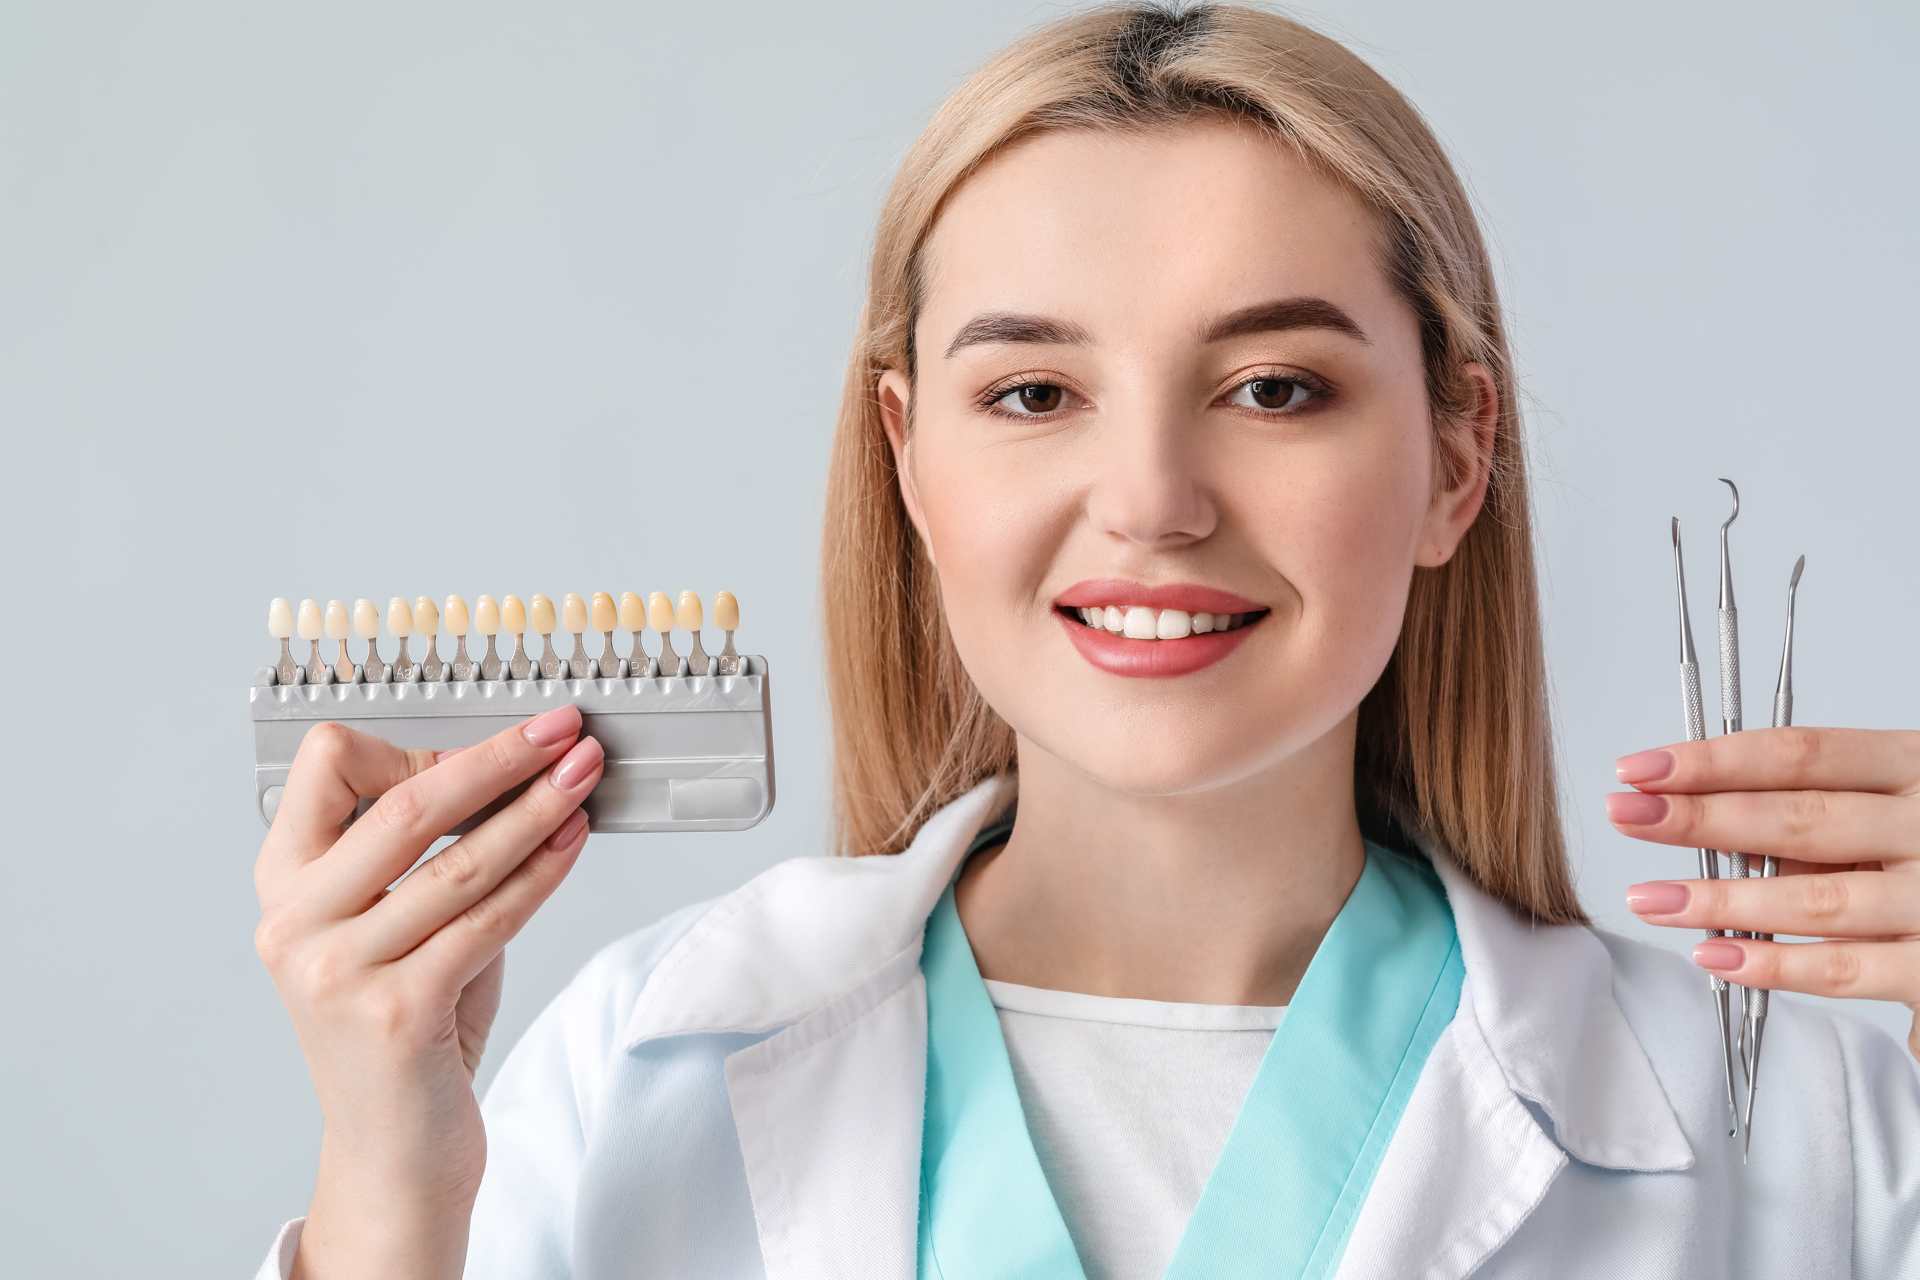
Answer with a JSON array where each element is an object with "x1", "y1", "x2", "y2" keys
[{"x1": 818, "y1": 0, "x2": 1586, "y2": 925}]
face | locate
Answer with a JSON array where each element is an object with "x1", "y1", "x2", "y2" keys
[{"x1": 878, "y1": 117, "x2": 1493, "y2": 798}]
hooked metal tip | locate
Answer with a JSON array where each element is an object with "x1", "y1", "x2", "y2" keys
[
  {"x1": 1718, "y1": 477, "x2": 1740, "y2": 530},
  {"x1": 1788, "y1": 553, "x2": 1805, "y2": 594},
  {"x1": 1671, "y1": 515, "x2": 1680, "y2": 547}
]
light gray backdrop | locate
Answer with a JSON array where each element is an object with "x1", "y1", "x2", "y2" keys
[{"x1": 2, "y1": 1, "x2": 1914, "y2": 1274}]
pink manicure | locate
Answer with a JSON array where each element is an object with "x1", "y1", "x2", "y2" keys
[
  {"x1": 551, "y1": 736, "x2": 604, "y2": 790},
  {"x1": 523, "y1": 704, "x2": 582, "y2": 748}
]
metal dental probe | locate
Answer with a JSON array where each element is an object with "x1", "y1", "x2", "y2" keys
[
  {"x1": 1743, "y1": 553, "x2": 1803, "y2": 1162},
  {"x1": 1715, "y1": 478, "x2": 1753, "y2": 1085},
  {"x1": 1673, "y1": 516, "x2": 1743, "y2": 1137}
]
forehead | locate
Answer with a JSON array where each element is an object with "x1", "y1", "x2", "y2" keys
[{"x1": 919, "y1": 118, "x2": 1396, "y2": 351}]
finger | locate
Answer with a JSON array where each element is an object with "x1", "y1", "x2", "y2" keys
[
  {"x1": 352, "y1": 735, "x2": 605, "y2": 961},
  {"x1": 1625, "y1": 870, "x2": 1920, "y2": 939},
  {"x1": 1604, "y1": 786, "x2": 1918, "y2": 865},
  {"x1": 259, "y1": 721, "x2": 438, "y2": 892},
  {"x1": 300, "y1": 704, "x2": 585, "y2": 921},
  {"x1": 407, "y1": 799, "x2": 594, "y2": 994},
  {"x1": 1615, "y1": 725, "x2": 1920, "y2": 797},
  {"x1": 1688, "y1": 935, "x2": 1920, "y2": 1003}
]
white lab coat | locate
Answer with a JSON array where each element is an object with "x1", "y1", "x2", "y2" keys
[{"x1": 254, "y1": 772, "x2": 1920, "y2": 1278}]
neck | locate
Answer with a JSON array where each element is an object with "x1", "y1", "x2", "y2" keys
[{"x1": 952, "y1": 716, "x2": 1367, "y2": 1007}]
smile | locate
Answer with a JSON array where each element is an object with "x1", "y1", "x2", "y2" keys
[{"x1": 1054, "y1": 603, "x2": 1270, "y2": 678}]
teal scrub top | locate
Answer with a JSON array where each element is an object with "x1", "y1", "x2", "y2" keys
[{"x1": 916, "y1": 816, "x2": 1465, "y2": 1280}]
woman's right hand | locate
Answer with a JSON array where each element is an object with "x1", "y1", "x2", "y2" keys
[{"x1": 251, "y1": 703, "x2": 604, "y2": 1278}]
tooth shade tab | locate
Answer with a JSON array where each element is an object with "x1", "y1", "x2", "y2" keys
[
  {"x1": 530, "y1": 593, "x2": 556, "y2": 635},
  {"x1": 677, "y1": 591, "x2": 703, "y2": 630},
  {"x1": 562, "y1": 592, "x2": 588, "y2": 633},
  {"x1": 444, "y1": 595, "x2": 470, "y2": 634},
  {"x1": 268, "y1": 597, "x2": 294, "y2": 639},
  {"x1": 324, "y1": 600, "x2": 349, "y2": 640},
  {"x1": 476, "y1": 594, "x2": 502, "y2": 635},
  {"x1": 297, "y1": 598, "x2": 323, "y2": 640},
  {"x1": 714, "y1": 590, "x2": 739, "y2": 631},
  {"x1": 591, "y1": 591, "x2": 618, "y2": 633},
  {"x1": 412, "y1": 596, "x2": 439, "y2": 634},
  {"x1": 618, "y1": 591, "x2": 646, "y2": 631},
  {"x1": 648, "y1": 592, "x2": 675, "y2": 632},
  {"x1": 353, "y1": 598, "x2": 379, "y2": 637},
  {"x1": 498, "y1": 594, "x2": 522, "y2": 632},
  {"x1": 386, "y1": 596, "x2": 411, "y2": 636}
]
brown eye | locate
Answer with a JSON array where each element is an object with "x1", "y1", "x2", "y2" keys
[
  {"x1": 992, "y1": 382, "x2": 1065, "y2": 416},
  {"x1": 1247, "y1": 378, "x2": 1302, "y2": 411}
]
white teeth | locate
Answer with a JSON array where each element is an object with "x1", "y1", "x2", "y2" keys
[{"x1": 1071, "y1": 604, "x2": 1258, "y2": 639}]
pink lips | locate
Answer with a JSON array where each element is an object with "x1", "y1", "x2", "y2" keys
[
  {"x1": 1053, "y1": 579, "x2": 1270, "y2": 679},
  {"x1": 1054, "y1": 578, "x2": 1265, "y2": 616}
]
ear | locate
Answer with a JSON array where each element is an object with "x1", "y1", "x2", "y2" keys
[
  {"x1": 877, "y1": 366, "x2": 936, "y2": 567},
  {"x1": 1417, "y1": 360, "x2": 1498, "y2": 568}
]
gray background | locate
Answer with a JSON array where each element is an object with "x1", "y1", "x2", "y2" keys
[{"x1": 3, "y1": 1, "x2": 1914, "y2": 1274}]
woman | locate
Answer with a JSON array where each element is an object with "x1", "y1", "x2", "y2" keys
[{"x1": 250, "y1": 4, "x2": 1920, "y2": 1277}]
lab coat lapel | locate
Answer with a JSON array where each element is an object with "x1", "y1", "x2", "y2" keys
[
  {"x1": 1329, "y1": 809, "x2": 1696, "y2": 1280},
  {"x1": 624, "y1": 777, "x2": 1018, "y2": 1280}
]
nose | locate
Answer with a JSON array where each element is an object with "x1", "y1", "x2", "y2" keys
[{"x1": 1083, "y1": 409, "x2": 1218, "y2": 547}]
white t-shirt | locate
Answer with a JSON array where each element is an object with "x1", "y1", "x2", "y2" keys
[{"x1": 982, "y1": 976, "x2": 1288, "y2": 1280}]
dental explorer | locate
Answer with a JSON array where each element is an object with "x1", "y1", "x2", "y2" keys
[
  {"x1": 1715, "y1": 478, "x2": 1755, "y2": 1079},
  {"x1": 1742, "y1": 553, "x2": 1803, "y2": 1161},
  {"x1": 1673, "y1": 515, "x2": 1743, "y2": 1137}
]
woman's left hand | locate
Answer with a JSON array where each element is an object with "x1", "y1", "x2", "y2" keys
[{"x1": 1606, "y1": 724, "x2": 1920, "y2": 1063}]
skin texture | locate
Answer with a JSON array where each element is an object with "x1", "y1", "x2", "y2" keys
[{"x1": 877, "y1": 118, "x2": 1497, "y2": 1005}]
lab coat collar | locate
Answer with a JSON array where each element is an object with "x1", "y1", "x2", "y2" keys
[{"x1": 621, "y1": 770, "x2": 1693, "y2": 1175}]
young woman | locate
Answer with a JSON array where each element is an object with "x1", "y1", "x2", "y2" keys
[{"x1": 250, "y1": 4, "x2": 1920, "y2": 1277}]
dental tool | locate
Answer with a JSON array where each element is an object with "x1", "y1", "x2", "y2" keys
[
  {"x1": 1673, "y1": 515, "x2": 1743, "y2": 1138},
  {"x1": 249, "y1": 588, "x2": 774, "y2": 834},
  {"x1": 1715, "y1": 480, "x2": 1754, "y2": 1084},
  {"x1": 1742, "y1": 554, "x2": 1803, "y2": 1161}
]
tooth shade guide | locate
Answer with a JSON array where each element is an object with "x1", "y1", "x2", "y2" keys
[{"x1": 249, "y1": 653, "x2": 775, "y2": 836}]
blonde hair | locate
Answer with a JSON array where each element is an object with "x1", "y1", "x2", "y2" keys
[{"x1": 819, "y1": 0, "x2": 1587, "y2": 925}]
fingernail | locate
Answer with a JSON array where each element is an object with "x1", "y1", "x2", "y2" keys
[
  {"x1": 1614, "y1": 748, "x2": 1674, "y2": 783},
  {"x1": 433, "y1": 746, "x2": 463, "y2": 764},
  {"x1": 551, "y1": 735, "x2": 603, "y2": 790},
  {"x1": 523, "y1": 704, "x2": 582, "y2": 748},
  {"x1": 1692, "y1": 940, "x2": 1744, "y2": 970},
  {"x1": 1605, "y1": 791, "x2": 1669, "y2": 825},
  {"x1": 1626, "y1": 881, "x2": 1689, "y2": 914},
  {"x1": 549, "y1": 807, "x2": 589, "y2": 849}
]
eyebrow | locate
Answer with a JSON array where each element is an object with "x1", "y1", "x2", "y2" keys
[{"x1": 941, "y1": 295, "x2": 1371, "y2": 360}]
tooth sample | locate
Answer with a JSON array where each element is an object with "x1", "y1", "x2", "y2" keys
[
  {"x1": 445, "y1": 595, "x2": 477, "y2": 681},
  {"x1": 562, "y1": 592, "x2": 595, "y2": 679},
  {"x1": 298, "y1": 598, "x2": 332, "y2": 685},
  {"x1": 1103, "y1": 606, "x2": 1124, "y2": 633},
  {"x1": 500, "y1": 594, "x2": 531, "y2": 680},
  {"x1": 713, "y1": 590, "x2": 742, "y2": 675},
  {"x1": 475, "y1": 593, "x2": 504, "y2": 681},
  {"x1": 268, "y1": 597, "x2": 302, "y2": 686},
  {"x1": 326, "y1": 599, "x2": 358, "y2": 683},
  {"x1": 1192, "y1": 612, "x2": 1215, "y2": 634},
  {"x1": 591, "y1": 591, "x2": 624, "y2": 678},
  {"x1": 678, "y1": 591, "x2": 710, "y2": 676},
  {"x1": 355, "y1": 598, "x2": 387, "y2": 683},
  {"x1": 531, "y1": 593, "x2": 564, "y2": 679},
  {"x1": 619, "y1": 591, "x2": 655, "y2": 677},
  {"x1": 387, "y1": 596, "x2": 419, "y2": 683},
  {"x1": 1156, "y1": 609, "x2": 1193, "y2": 640},
  {"x1": 414, "y1": 596, "x2": 446, "y2": 682},
  {"x1": 649, "y1": 591, "x2": 682, "y2": 676}
]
